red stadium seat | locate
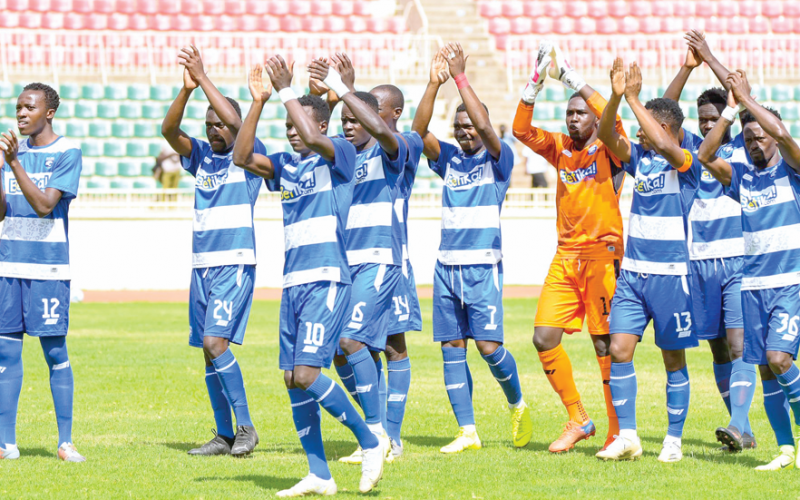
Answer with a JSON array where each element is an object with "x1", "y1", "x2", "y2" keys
[
  {"x1": 763, "y1": 1, "x2": 783, "y2": 18},
  {"x1": 786, "y1": 2, "x2": 800, "y2": 17},
  {"x1": 502, "y1": 1, "x2": 523, "y2": 18},
  {"x1": 245, "y1": 0, "x2": 266, "y2": 14},
  {"x1": 290, "y1": 0, "x2": 310, "y2": 16},
  {"x1": 19, "y1": 11, "x2": 42, "y2": 28},
  {"x1": 157, "y1": 0, "x2": 179, "y2": 14},
  {"x1": 532, "y1": 16, "x2": 552, "y2": 34},
  {"x1": 523, "y1": 1, "x2": 543, "y2": 17},
  {"x1": 737, "y1": 1, "x2": 759, "y2": 17},
  {"x1": 115, "y1": 0, "x2": 135, "y2": 13},
  {"x1": 575, "y1": 16, "x2": 595, "y2": 34},
  {"x1": 94, "y1": 0, "x2": 115, "y2": 13},
  {"x1": 237, "y1": 14, "x2": 258, "y2": 31},
  {"x1": 302, "y1": 15, "x2": 324, "y2": 31},
  {"x1": 136, "y1": 0, "x2": 158, "y2": 14},
  {"x1": 192, "y1": 15, "x2": 214, "y2": 31},
  {"x1": 704, "y1": 16, "x2": 725, "y2": 33},
  {"x1": 106, "y1": 12, "x2": 128, "y2": 29},
  {"x1": 618, "y1": 16, "x2": 638, "y2": 34},
  {"x1": 545, "y1": 0, "x2": 565, "y2": 17},
  {"x1": 716, "y1": 2, "x2": 739, "y2": 17},
  {"x1": 567, "y1": 1, "x2": 588, "y2": 18},
  {"x1": 488, "y1": 17, "x2": 511, "y2": 35},
  {"x1": 652, "y1": 1, "x2": 672, "y2": 16},
  {"x1": 7, "y1": 0, "x2": 28, "y2": 10},
  {"x1": 181, "y1": 0, "x2": 201, "y2": 14},
  {"x1": 323, "y1": 15, "x2": 345, "y2": 32},
  {"x1": 30, "y1": 0, "x2": 49, "y2": 11},
  {"x1": 280, "y1": 15, "x2": 301, "y2": 31},
  {"x1": 630, "y1": 1, "x2": 652, "y2": 17},
  {"x1": 225, "y1": 0, "x2": 244, "y2": 15},
  {"x1": 387, "y1": 17, "x2": 404, "y2": 33},
  {"x1": 771, "y1": 16, "x2": 793, "y2": 34},
  {"x1": 695, "y1": 2, "x2": 717, "y2": 17},
  {"x1": 72, "y1": 0, "x2": 91, "y2": 12},
  {"x1": 494, "y1": 34, "x2": 509, "y2": 50},
  {"x1": 42, "y1": 11, "x2": 65, "y2": 28},
  {"x1": 63, "y1": 12, "x2": 84, "y2": 28},
  {"x1": 267, "y1": 0, "x2": 286, "y2": 15},
  {"x1": 346, "y1": 15, "x2": 367, "y2": 32},
  {"x1": 660, "y1": 17, "x2": 682, "y2": 33},
  {"x1": 553, "y1": 17, "x2": 574, "y2": 34},
  {"x1": 215, "y1": 15, "x2": 236, "y2": 31},
  {"x1": 259, "y1": 15, "x2": 280, "y2": 31},
  {"x1": 86, "y1": 13, "x2": 109, "y2": 29},
  {"x1": 638, "y1": 16, "x2": 659, "y2": 34},
  {"x1": 596, "y1": 16, "x2": 617, "y2": 34},
  {"x1": 749, "y1": 16, "x2": 770, "y2": 33},
  {"x1": 169, "y1": 13, "x2": 191, "y2": 30},
  {"x1": 311, "y1": 1, "x2": 332, "y2": 16},
  {"x1": 510, "y1": 16, "x2": 532, "y2": 34},
  {"x1": 366, "y1": 17, "x2": 387, "y2": 32},
  {"x1": 149, "y1": 14, "x2": 170, "y2": 30},
  {"x1": 727, "y1": 16, "x2": 746, "y2": 34},
  {"x1": 332, "y1": 1, "x2": 353, "y2": 16},
  {"x1": 128, "y1": 12, "x2": 148, "y2": 29},
  {"x1": 203, "y1": 0, "x2": 224, "y2": 15},
  {"x1": 480, "y1": 1, "x2": 502, "y2": 18},
  {"x1": 587, "y1": 0, "x2": 607, "y2": 17},
  {"x1": 609, "y1": 0, "x2": 627, "y2": 17},
  {"x1": 353, "y1": 0, "x2": 370, "y2": 16},
  {"x1": 673, "y1": 1, "x2": 694, "y2": 16},
  {"x1": 51, "y1": 0, "x2": 72, "y2": 12}
]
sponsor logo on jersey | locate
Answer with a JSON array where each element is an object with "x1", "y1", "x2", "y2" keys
[
  {"x1": 700, "y1": 169, "x2": 717, "y2": 183},
  {"x1": 587, "y1": 145, "x2": 598, "y2": 155},
  {"x1": 634, "y1": 173, "x2": 666, "y2": 194},
  {"x1": 560, "y1": 162, "x2": 598, "y2": 184},
  {"x1": 281, "y1": 171, "x2": 317, "y2": 201},
  {"x1": 196, "y1": 169, "x2": 229, "y2": 190},
  {"x1": 7, "y1": 172, "x2": 51, "y2": 194},
  {"x1": 445, "y1": 165, "x2": 484, "y2": 188},
  {"x1": 355, "y1": 161, "x2": 370, "y2": 184},
  {"x1": 741, "y1": 185, "x2": 778, "y2": 212}
]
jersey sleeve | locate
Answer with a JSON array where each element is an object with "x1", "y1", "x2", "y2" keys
[
  {"x1": 264, "y1": 152, "x2": 289, "y2": 192},
  {"x1": 330, "y1": 137, "x2": 356, "y2": 183},
  {"x1": 511, "y1": 101, "x2": 561, "y2": 166},
  {"x1": 622, "y1": 143, "x2": 644, "y2": 176},
  {"x1": 428, "y1": 141, "x2": 458, "y2": 179},
  {"x1": 491, "y1": 141, "x2": 515, "y2": 182},
  {"x1": 725, "y1": 161, "x2": 746, "y2": 202},
  {"x1": 46, "y1": 147, "x2": 82, "y2": 200},
  {"x1": 180, "y1": 137, "x2": 209, "y2": 177},
  {"x1": 380, "y1": 133, "x2": 407, "y2": 176},
  {"x1": 585, "y1": 91, "x2": 627, "y2": 138}
]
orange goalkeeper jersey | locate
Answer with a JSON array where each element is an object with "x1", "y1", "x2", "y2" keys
[{"x1": 513, "y1": 92, "x2": 626, "y2": 260}]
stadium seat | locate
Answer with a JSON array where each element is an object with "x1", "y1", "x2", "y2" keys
[
  {"x1": 618, "y1": 16, "x2": 638, "y2": 34},
  {"x1": 115, "y1": 0, "x2": 135, "y2": 12},
  {"x1": 787, "y1": 3, "x2": 800, "y2": 17},
  {"x1": 246, "y1": 0, "x2": 268, "y2": 15},
  {"x1": 58, "y1": 101, "x2": 74, "y2": 118},
  {"x1": 134, "y1": 122, "x2": 156, "y2": 138},
  {"x1": 105, "y1": 142, "x2": 126, "y2": 157},
  {"x1": 781, "y1": 104, "x2": 799, "y2": 121},
  {"x1": 110, "y1": 178, "x2": 135, "y2": 190},
  {"x1": 51, "y1": 0, "x2": 72, "y2": 11},
  {"x1": 133, "y1": 177, "x2": 158, "y2": 189},
  {"x1": 608, "y1": 0, "x2": 627, "y2": 17},
  {"x1": 95, "y1": 160, "x2": 118, "y2": 177},
  {"x1": 127, "y1": 84, "x2": 149, "y2": 101},
  {"x1": 695, "y1": 2, "x2": 717, "y2": 17},
  {"x1": 139, "y1": 161, "x2": 154, "y2": 176},
  {"x1": 148, "y1": 142, "x2": 162, "y2": 157},
  {"x1": 123, "y1": 142, "x2": 146, "y2": 157},
  {"x1": 324, "y1": 15, "x2": 346, "y2": 32},
  {"x1": 727, "y1": 17, "x2": 746, "y2": 34},
  {"x1": 76, "y1": 102, "x2": 97, "y2": 119},
  {"x1": 771, "y1": 16, "x2": 793, "y2": 34},
  {"x1": 480, "y1": 1, "x2": 501, "y2": 17},
  {"x1": 150, "y1": 85, "x2": 173, "y2": 101},
  {"x1": 510, "y1": 17, "x2": 532, "y2": 35},
  {"x1": 346, "y1": 16, "x2": 367, "y2": 32},
  {"x1": 66, "y1": 121, "x2": 87, "y2": 138},
  {"x1": 596, "y1": 17, "x2": 617, "y2": 34},
  {"x1": 532, "y1": 16, "x2": 552, "y2": 34},
  {"x1": 86, "y1": 177, "x2": 110, "y2": 189},
  {"x1": 290, "y1": 0, "x2": 311, "y2": 16},
  {"x1": 120, "y1": 103, "x2": 142, "y2": 119},
  {"x1": 118, "y1": 161, "x2": 140, "y2": 177},
  {"x1": 311, "y1": 0, "x2": 333, "y2": 16},
  {"x1": 763, "y1": 1, "x2": 783, "y2": 18},
  {"x1": 749, "y1": 16, "x2": 770, "y2": 34},
  {"x1": 80, "y1": 161, "x2": 95, "y2": 176},
  {"x1": 136, "y1": 0, "x2": 158, "y2": 14},
  {"x1": 791, "y1": 122, "x2": 800, "y2": 138},
  {"x1": 3, "y1": 102, "x2": 16, "y2": 118},
  {"x1": 575, "y1": 16, "x2": 596, "y2": 34},
  {"x1": 178, "y1": 177, "x2": 195, "y2": 188},
  {"x1": 113, "y1": 122, "x2": 134, "y2": 138},
  {"x1": 302, "y1": 16, "x2": 325, "y2": 32},
  {"x1": 523, "y1": 1, "x2": 543, "y2": 17},
  {"x1": 502, "y1": 1, "x2": 523, "y2": 17},
  {"x1": 42, "y1": 12, "x2": 65, "y2": 28},
  {"x1": 280, "y1": 15, "x2": 302, "y2": 31},
  {"x1": 545, "y1": 0, "x2": 565, "y2": 17},
  {"x1": 98, "y1": 103, "x2": 120, "y2": 119},
  {"x1": 554, "y1": 17, "x2": 575, "y2": 34},
  {"x1": 104, "y1": 84, "x2": 127, "y2": 100},
  {"x1": 143, "y1": 103, "x2": 166, "y2": 119},
  {"x1": 90, "y1": 122, "x2": 111, "y2": 138}
]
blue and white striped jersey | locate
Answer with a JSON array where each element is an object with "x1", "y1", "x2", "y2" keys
[
  {"x1": 726, "y1": 160, "x2": 800, "y2": 290},
  {"x1": 345, "y1": 136, "x2": 406, "y2": 266},
  {"x1": 428, "y1": 141, "x2": 514, "y2": 265},
  {"x1": 621, "y1": 142, "x2": 701, "y2": 275},
  {"x1": 266, "y1": 138, "x2": 356, "y2": 288},
  {"x1": 394, "y1": 132, "x2": 424, "y2": 263},
  {"x1": 182, "y1": 138, "x2": 265, "y2": 268},
  {"x1": 685, "y1": 130, "x2": 748, "y2": 260},
  {"x1": 0, "y1": 137, "x2": 81, "y2": 280}
]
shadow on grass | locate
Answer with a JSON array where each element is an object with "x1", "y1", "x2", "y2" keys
[
  {"x1": 195, "y1": 475, "x2": 381, "y2": 497},
  {"x1": 640, "y1": 435, "x2": 765, "y2": 467},
  {"x1": 161, "y1": 442, "x2": 196, "y2": 452},
  {"x1": 21, "y1": 447, "x2": 54, "y2": 458},
  {"x1": 402, "y1": 434, "x2": 452, "y2": 449}
]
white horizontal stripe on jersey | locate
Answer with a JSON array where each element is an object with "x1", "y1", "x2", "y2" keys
[
  {"x1": 744, "y1": 223, "x2": 800, "y2": 256},
  {"x1": 689, "y1": 195, "x2": 742, "y2": 221},
  {"x1": 0, "y1": 261, "x2": 70, "y2": 280},
  {"x1": 19, "y1": 138, "x2": 80, "y2": 154},
  {"x1": 196, "y1": 163, "x2": 246, "y2": 185},
  {"x1": 402, "y1": 244, "x2": 409, "y2": 261},
  {"x1": 283, "y1": 266, "x2": 342, "y2": 288},
  {"x1": 192, "y1": 248, "x2": 256, "y2": 268},
  {"x1": 284, "y1": 215, "x2": 338, "y2": 252},
  {"x1": 438, "y1": 248, "x2": 502, "y2": 265},
  {"x1": 355, "y1": 155, "x2": 386, "y2": 183},
  {"x1": 690, "y1": 237, "x2": 745, "y2": 260},
  {"x1": 346, "y1": 202, "x2": 393, "y2": 229},
  {"x1": 631, "y1": 168, "x2": 680, "y2": 197},
  {"x1": 444, "y1": 162, "x2": 496, "y2": 191},
  {"x1": 740, "y1": 176, "x2": 795, "y2": 210},
  {"x1": 346, "y1": 247, "x2": 394, "y2": 266},
  {"x1": 742, "y1": 270, "x2": 800, "y2": 291},
  {"x1": 193, "y1": 204, "x2": 253, "y2": 232},
  {"x1": 0, "y1": 217, "x2": 67, "y2": 243},
  {"x1": 628, "y1": 213, "x2": 686, "y2": 241},
  {"x1": 442, "y1": 206, "x2": 501, "y2": 230},
  {"x1": 394, "y1": 198, "x2": 405, "y2": 223},
  {"x1": 621, "y1": 257, "x2": 688, "y2": 276}
]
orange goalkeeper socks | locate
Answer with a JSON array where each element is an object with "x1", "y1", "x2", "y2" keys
[
  {"x1": 597, "y1": 354, "x2": 619, "y2": 438},
  {"x1": 538, "y1": 344, "x2": 588, "y2": 424}
]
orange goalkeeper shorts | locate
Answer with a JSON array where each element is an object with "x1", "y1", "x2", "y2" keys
[{"x1": 534, "y1": 257, "x2": 620, "y2": 335}]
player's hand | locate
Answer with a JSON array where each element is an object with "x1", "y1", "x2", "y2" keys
[
  {"x1": 248, "y1": 64, "x2": 273, "y2": 104},
  {"x1": 727, "y1": 70, "x2": 751, "y2": 104},
  {"x1": 610, "y1": 57, "x2": 626, "y2": 97},
  {"x1": 0, "y1": 129, "x2": 19, "y2": 164},
  {"x1": 307, "y1": 58, "x2": 330, "y2": 84},
  {"x1": 624, "y1": 62, "x2": 642, "y2": 101},
  {"x1": 684, "y1": 30, "x2": 713, "y2": 62},
  {"x1": 430, "y1": 50, "x2": 450, "y2": 85},
  {"x1": 444, "y1": 42, "x2": 468, "y2": 77},
  {"x1": 265, "y1": 55, "x2": 294, "y2": 91},
  {"x1": 684, "y1": 48, "x2": 701, "y2": 69},
  {"x1": 307, "y1": 57, "x2": 330, "y2": 96},
  {"x1": 331, "y1": 53, "x2": 356, "y2": 91},
  {"x1": 178, "y1": 45, "x2": 206, "y2": 88}
]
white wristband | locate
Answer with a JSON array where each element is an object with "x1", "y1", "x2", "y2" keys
[
  {"x1": 721, "y1": 105, "x2": 739, "y2": 122},
  {"x1": 278, "y1": 87, "x2": 297, "y2": 104},
  {"x1": 323, "y1": 68, "x2": 351, "y2": 98}
]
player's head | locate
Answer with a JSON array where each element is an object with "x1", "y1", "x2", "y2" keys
[
  {"x1": 370, "y1": 84, "x2": 404, "y2": 127},
  {"x1": 341, "y1": 91, "x2": 379, "y2": 150},
  {"x1": 286, "y1": 95, "x2": 330, "y2": 155},
  {"x1": 741, "y1": 107, "x2": 781, "y2": 169},
  {"x1": 566, "y1": 93, "x2": 598, "y2": 144},
  {"x1": 636, "y1": 98, "x2": 685, "y2": 150},
  {"x1": 453, "y1": 102, "x2": 489, "y2": 154},
  {"x1": 205, "y1": 97, "x2": 241, "y2": 153},
  {"x1": 697, "y1": 87, "x2": 729, "y2": 139},
  {"x1": 17, "y1": 83, "x2": 59, "y2": 137}
]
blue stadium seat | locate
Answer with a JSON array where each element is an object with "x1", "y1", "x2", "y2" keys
[
  {"x1": 0, "y1": 82, "x2": 14, "y2": 99},
  {"x1": 95, "y1": 161, "x2": 118, "y2": 177},
  {"x1": 98, "y1": 102, "x2": 120, "y2": 119},
  {"x1": 89, "y1": 122, "x2": 111, "y2": 138},
  {"x1": 128, "y1": 84, "x2": 150, "y2": 101},
  {"x1": 105, "y1": 142, "x2": 126, "y2": 157},
  {"x1": 66, "y1": 121, "x2": 87, "y2": 138},
  {"x1": 82, "y1": 84, "x2": 104, "y2": 100},
  {"x1": 81, "y1": 141, "x2": 102, "y2": 157},
  {"x1": 105, "y1": 84, "x2": 128, "y2": 100},
  {"x1": 87, "y1": 177, "x2": 110, "y2": 189},
  {"x1": 110, "y1": 178, "x2": 135, "y2": 190},
  {"x1": 113, "y1": 122, "x2": 134, "y2": 138}
]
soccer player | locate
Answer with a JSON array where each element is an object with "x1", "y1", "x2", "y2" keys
[
  {"x1": 161, "y1": 46, "x2": 258, "y2": 457},
  {"x1": 513, "y1": 41, "x2": 624, "y2": 453},
  {"x1": 595, "y1": 59, "x2": 701, "y2": 463},
  {"x1": 0, "y1": 82, "x2": 85, "y2": 461},
  {"x1": 662, "y1": 31, "x2": 757, "y2": 451},
  {"x1": 411, "y1": 43, "x2": 533, "y2": 453},
  {"x1": 308, "y1": 54, "x2": 405, "y2": 465},
  {"x1": 232, "y1": 57, "x2": 385, "y2": 495},
  {"x1": 697, "y1": 70, "x2": 800, "y2": 471}
]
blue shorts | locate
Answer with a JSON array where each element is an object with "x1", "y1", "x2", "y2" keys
[
  {"x1": 387, "y1": 261, "x2": 423, "y2": 336},
  {"x1": 279, "y1": 281, "x2": 351, "y2": 370},
  {"x1": 340, "y1": 263, "x2": 402, "y2": 352},
  {"x1": 0, "y1": 277, "x2": 70, "y2": 336},
  {"x1": 742, "y1": 284, "x2": 800, "y2": 365},
  {"x1": 690, "y1": 257, "x2": 744, "y2": 340},
  {"x1": 433, "y1": 261, "x2": 504, "y2": 343},
  {"x1": 189, "y1": 264, "x2": 255, "y2": 348},
  {"x1": 608, "y1": 270, "x2": 698, "y2": 351}
]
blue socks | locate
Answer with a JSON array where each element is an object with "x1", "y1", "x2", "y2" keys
[
  {"x1": 306, "y1": 373, "x2": 379, "y2": 450},
  {"x1": 713, "y1": 361, "x2": 732, "y2": 415},
  {"x1": 335, "y1": 362, "x2": 359, "y2": 403},
  {"x1": 211, "y1": 348, "x2": 253, "y2": 428},
  {"x1": 442, "y1": 347, "x2": 475, "y2": 427},
  {"x1": 481, "y1": 346, "x2": 522, "y2": 405},
  {"x1": 40, "y1": 336, "x2": 73, "y2": 445},
  {"x1": 762, "y1": 378, "x2": 794, "y2": 447},
  {"x1": 288, "y1": 388, "x2": 331, "y2": 480},
  {"x1": 375, "y1": 357, "x2": 388, "y2": 431},
  {"x1": 777, "y1": 363, "x2": 800, "y2": 426},
  {"x1": 345, "y1": 347, "x2": 381, "y2": 426},
  {"x1": 610, "y1": 361, "x2": 637, "y2": 430},
  {"x1": 729, "y1": 358, "x2": 756, "y2": 435},
  {"x1": 0, "y1": 334, "x2": 23, "y2": 446},
  {"x1": 666, "y1": 367, "x2": 690, "y2": 438},
  {"x1": 204, "y1": 366, "x2": 234, "y2": 439},
  {"x1": 386, "y1": 358, "x2": 411, "y2": 445}
]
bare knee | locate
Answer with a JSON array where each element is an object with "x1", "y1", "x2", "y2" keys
[
  {"x1": 591, "y1": 334, "x2": 610, "y2": 358},
  {"x1": 662, "y1": 349, "x2": 687, "y2": 372},
  {"x1": 759, "y1": 364, "x2": 776, "y2": 381},
  {"x1": 707, "y1": 337, "x2": 732, "y2": 365},
  {"x1": 726, "y1": 329, "x2": 744, "y2": 360},
  {"x1": 609, "y1": 337, "x2": 636, "y2": 363},
  {"x1": 533, "y1": 327, "x2": 563, "y2": 353},
  {"x1": 441, "y1": 339, "x2": 466, "y2": 349},
  {"x1": 475, "y1": 340, "x2": 500, "y2": 356},
  {"x1": 339, "y1": 337, "x2": 365, "y2": 356},
  {"x1": 284, "y1": 370, "x2": 296, "y2": 389},
  {"x1": 292, "y1": 366, "x2": 321, "y2": 391},
  {"x1": 203, "y1": 336, "x2": 229, "y2": 360},
  {"x1": 767, "y1": 351, "x2": 794, "y2": 376},
  {"x1": 385, "y1": 334, "x2": 408, "y2": 361}
]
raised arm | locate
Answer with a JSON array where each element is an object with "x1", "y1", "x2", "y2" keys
[
  {"x1": 597, "y1": 58, "x2": 632, "y2": 163},
  {"x1": 730, "y1": 70, "x2": 800, "y2": 172},
  {"x1": 411, "y1": 50, "x2": 450, "y2": 162},
  {"x1": 266, "y1": 55, "x2": 337, "y2": 162},
  {"x1": 697, "y1": 89, "x2": 738, "y2": 185},
  {"x1": 308, "y1": 57, "x2": 340, "y2": 112},
  {"x1": 160, "y1": 65, "x2": 196, "y2": 158},
  {"x1": 662, "y1": 46, "x2": 702, "y2": 101},
  {"x1": 0, "y1": 159, "x2": 6, "y2": 221},
  {"x1": 178, "y1": 45, "x2": 242, "y2": 134},
  {"x1": 513, "y1": 42, "x2": 558, "y2": 164},
  {"x1": 445, "y1": 43, "x2": 502, "y2": 159},
  {"x1": 232, "y1": 65, "x2": 275, "y2": 178},
  {"x1": 0, "y1": 131, "x2": 63, "y2": 217},
  {"x1": 309, "y1": 54, "x2": 400, "y2": 157},
  {"x1": 685, "y1": 30, "x2": 733, "y2": 89}
]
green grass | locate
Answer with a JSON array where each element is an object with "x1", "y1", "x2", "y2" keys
[{"x1": 0, "y1": 299, "x2": 797, "y2": 499}]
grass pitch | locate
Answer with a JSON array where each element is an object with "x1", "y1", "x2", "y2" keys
[{"x1": 1, "y1": 299, "x2": 797, "y2": 499}]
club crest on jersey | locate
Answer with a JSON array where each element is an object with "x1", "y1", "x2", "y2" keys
[
  {"x1": 7, "y1": 172, "x2": 51, "y2": 194},
  {"x1": 560, "y1": 162, "x2": 597, "y2": 184},
  {"x1": 445, "y1": 166, "x2": 483, "y2": 188},
  {"x1": 195, "y1": 169, "x2": 229, "y2": 190},
  {"x1": 634, "y1": 173, "x2": 666, "y2": 194},
  {"x1": 45, "y1": 157, "x2": 55, "y2": 168},
  {"x1": 281, "y1": 171, "x2": 317, "y2": 201},
  {"x1": 741, "y1": 185, "x2": 778, "y2": 212},
  {"x1": 587, "y1": 145, "x2": 598, "y2": 155}
]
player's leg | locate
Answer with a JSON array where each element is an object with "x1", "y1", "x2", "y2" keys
[
  {"x1": 0, "y1": 277, "x2": 25, "y2": 460},
  {"x1": 384, "y1": 333, "x2": 410, "y2": 457}
]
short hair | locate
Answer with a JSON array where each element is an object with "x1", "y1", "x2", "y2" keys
[
  {"x1": 207, "y1": 97, "x2": 242, "y2": 119},
  {"x1": 371, "y1": 84, "x2": 405, "y2": 111},
  {"x1": 353, "y1": 91, "x2": 379, "y2": 113},
  {"x1": 697, "y1": 87, "x2": 727, "y2": 109},
  {"x1": 568, "y1": 91, "x2": 583, "y2": 101},
  {"x1": 455, "y1": 102, "x2": 489, "y2": 115},
  {"x1": 741, "y1": 106, "x2": 781, "y2": 127},
  {"x1": 298, "y1": 94, "x2": 330, "y2": 123},
  {"x1": 644, "y1": 97, "x2": 684, "y2": 134},
  {"x1": 23, "y1": 82, "x2": 59, "y2": 112}
]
